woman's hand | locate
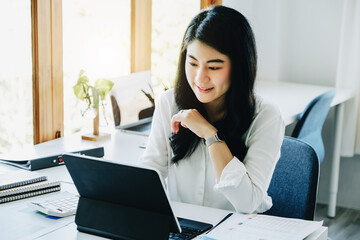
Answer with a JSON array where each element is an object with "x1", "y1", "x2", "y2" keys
[{"x1": 171, "y1": 109, "x2": 217, "y2": 139}]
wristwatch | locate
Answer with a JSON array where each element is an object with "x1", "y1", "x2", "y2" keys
[{"x1": 205, "y1": 131, "x2": 225, "y2": 148}]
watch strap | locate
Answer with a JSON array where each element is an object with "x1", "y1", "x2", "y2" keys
[{"x1": 205, "y1": 132, "x2": 224, "y2": 148}]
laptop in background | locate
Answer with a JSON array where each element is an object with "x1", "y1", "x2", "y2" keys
[
  {"x1": 110, "y1": 71, "x2": 154, "y2": 136},
  {"x1": 63, "y1": 153, "x2": 213, "y2": 240}
]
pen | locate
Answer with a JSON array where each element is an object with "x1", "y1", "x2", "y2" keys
[
  {"x1": 199, "y1": 236, "x2": 216, "y2": 240},
  {"x1": 205, "y1": 212, "x2": 233, "y2": 234}
]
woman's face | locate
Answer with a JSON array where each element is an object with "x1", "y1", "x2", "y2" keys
[{"x1": 185, "y1": 40, "x2": 231, "y2": 107}]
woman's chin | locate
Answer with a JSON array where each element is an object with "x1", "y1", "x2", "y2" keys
[{"x1": 194, "y1": 94, "x2": 213, "y2": 104}]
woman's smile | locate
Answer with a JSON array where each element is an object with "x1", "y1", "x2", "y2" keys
[{"x1": 195, "y1": 83, "x2": 214, "y2": 93}]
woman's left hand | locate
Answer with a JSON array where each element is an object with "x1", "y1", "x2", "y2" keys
[{"x1": 171, "y1": 109, "x2": 217, "y2": 139}]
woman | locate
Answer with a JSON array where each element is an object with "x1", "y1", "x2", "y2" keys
[{"x1": 140, "y1": 5, "x2": 285, "y2": 214}]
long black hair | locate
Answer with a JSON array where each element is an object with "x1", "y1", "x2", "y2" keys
[{"x1": 170, "y1": 5, "x2": 257, "y2": 164}]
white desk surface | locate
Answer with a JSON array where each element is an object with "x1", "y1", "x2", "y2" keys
[
  {"x1": 34, "y1": 198, "x2": 327, "y2": 240},
  {"x1": 0, "y1": 131, "x2": 327, "y2": 240},
  {"x1": 255, "y1": 81, "x2": 354, "y2": 125}
]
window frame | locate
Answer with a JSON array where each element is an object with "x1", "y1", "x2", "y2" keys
[
  {"x1": 31, "y1": 0, "x2": 221, "y2": 144},
  {"x1": 31, "y1": 0, "x2": 63, "y2": 144},
  {"x1": 201, "y1": 0, "x2": 222, "y2": 9},
  {"x1": 131, "y1": 0, "x2": 152, "y2": 73}
]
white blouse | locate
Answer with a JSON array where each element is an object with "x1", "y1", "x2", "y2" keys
[{"x1": 139, "y1": 88, "x2": 285, "y2": 214}]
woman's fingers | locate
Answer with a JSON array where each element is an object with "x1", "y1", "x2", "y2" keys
[
  {"x1": 171, "y1": 110, "x2": 186, "y2": 134},
  {"x1": 171, "y1": 112, "x2": 180, "y2": 134}
]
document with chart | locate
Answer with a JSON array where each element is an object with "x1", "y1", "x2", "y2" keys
[{"x1": 201, "y1": 213, "x2": 323, "y2": 240}]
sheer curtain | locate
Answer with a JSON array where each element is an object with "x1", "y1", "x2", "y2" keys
[{"x1": 336, "y1": 0, "x2": 360, "y2": 156}]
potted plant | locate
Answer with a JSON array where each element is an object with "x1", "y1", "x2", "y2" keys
[{"x1": 73, "y1": 70, "x2": 114, "y2": 141}]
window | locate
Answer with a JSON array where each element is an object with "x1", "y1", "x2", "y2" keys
[
  {"x1": 0, "y1": 0, "x2": 33, "y2": 152},
  {"x1": 151, "y1": 0, "x2": 199, "y2": 95},
  {"x1": 62, "y1": 0, "x2": 131, "y2": 134}
]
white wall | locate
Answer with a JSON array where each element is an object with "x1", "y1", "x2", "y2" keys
[
  {"x1": 223, "y1": 0, "x2": 343, "y2": 85},
  {"x1": 224, "y1": 0, "x2": 360, "y2": 210},
  {"x1": 223, "y1": 0, "x2": 284, "y2": 82},
  {"x1": 279, "y1": 1, "x2": 343, "y2": 86}
]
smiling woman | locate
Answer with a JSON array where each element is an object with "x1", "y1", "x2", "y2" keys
[{"x1": 139, "y1": 6, "x2": 285, "y2": 215}]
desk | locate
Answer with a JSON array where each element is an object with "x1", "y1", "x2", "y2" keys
[
  {"x1": 35, "y1": 198, "x2": 328, "y2": 240},
  {"x1": 0, "y1": 162, "x2": 327, "y2": 240},
  {"x1": 256, "y1": 81, "x2": 354, "y2": 218},
  {"x1": 0, "y1": 152, "x2": 327, "y2": 240}
]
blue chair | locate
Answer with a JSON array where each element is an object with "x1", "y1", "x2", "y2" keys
[
  {"x1": 265, "y1": 137, "x2": 319, "y2": 220},
  {"x1": 291, "y1": 90, "x2": 336, "y2": 163}
]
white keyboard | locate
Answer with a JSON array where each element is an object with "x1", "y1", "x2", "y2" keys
[{"x1": 28, "y1": 191, "x2": 79, "y2": 217}]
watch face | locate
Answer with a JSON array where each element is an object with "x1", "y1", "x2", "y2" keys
[{"x1": 217, "y1": 131, "x2": 226, "y2": 141}]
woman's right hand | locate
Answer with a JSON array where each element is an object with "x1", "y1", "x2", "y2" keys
[{"x1": 171, "y1": 109, "x2": 217, "y2": 139}]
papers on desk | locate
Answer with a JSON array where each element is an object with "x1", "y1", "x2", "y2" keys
[
  {"x1": 201, "y1": 213, "x2": 323, "y2": 240},
  {"x1": 0, "y1": 198, "x2": 74, "y2": 240}
]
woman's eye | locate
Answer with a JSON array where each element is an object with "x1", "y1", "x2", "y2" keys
[
  {"x1": 209, "y1": 66, "x2": 220, "y2": 70},
  {"x1": 189, "y1": 62, "x2": 197, "y2": 67}
]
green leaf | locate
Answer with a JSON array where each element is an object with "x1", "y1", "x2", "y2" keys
[
  {"x1": 77, "y1": 75, "x2": 89, "y2": 85},
  {"x1": 73, "y1": 70, "x2": 112, "y2": 112},
  {"x1": 79, "y1": 69, "x2": 85, "y2": 77},
  {"x1": 90, "y1": 86, "x2": 99, "y2": 108},
  {"x1": 95, "y1": 78, "x2": 114, "y2": 100},
  {"x1": 77, "y1": 70, "x2": 89, "y2": 84},
  {"x1": 73, "y1": 83, "x2": 86, "y2": 100},
  {"x1": 73, "y1": 70, "x2": 90, "y2": 100}
]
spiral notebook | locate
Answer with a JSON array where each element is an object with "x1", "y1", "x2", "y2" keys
[
  {"x1": 0, "y1": 170, "x2": 61, "y2": 204},
  {"x1": 0, "y1": 170, "x2": 47, "y2": 191}
]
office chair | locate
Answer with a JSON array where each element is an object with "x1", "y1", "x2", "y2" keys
[
  {"x1": 265, "y1": 136, "x2": 319, "y2": 220},
  {"x1": 291, "y1": 89, "x2": 336, "y2": 163}
]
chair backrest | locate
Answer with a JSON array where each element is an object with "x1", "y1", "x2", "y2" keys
[
  {"x1": 291, "y1": 89, "x2": 335, "y2": 163},
  {"x1": 265, "y1": 136, "x2": 319, "y2": 220}
]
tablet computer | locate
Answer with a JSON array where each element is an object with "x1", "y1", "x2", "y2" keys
[{"x1": 63, "y1": 153, "x2": 212, "y2": 240}]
